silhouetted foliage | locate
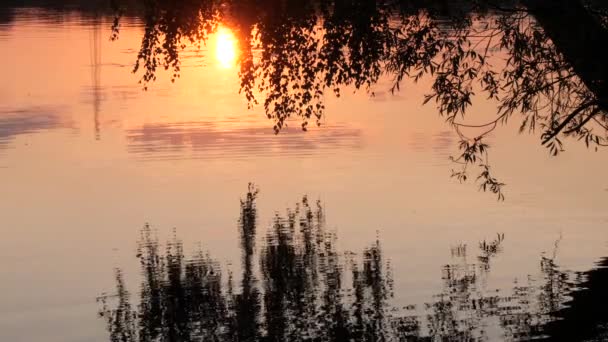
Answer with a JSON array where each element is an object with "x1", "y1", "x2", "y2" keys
[
  {"x1": 98, "y1": 186, "x2": 607, "y2": 341},
  {"x1": 106, "y1": 0, "x2": 608, "y2": 199}
]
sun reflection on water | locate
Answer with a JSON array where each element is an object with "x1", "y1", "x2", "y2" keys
[{"x1": 214, "y1": 27, "x2": 237, "y2": 68}]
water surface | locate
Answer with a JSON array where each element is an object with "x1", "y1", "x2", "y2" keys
[{"x1": 0, "y1": 5, "x2": 607, "y2": 342}]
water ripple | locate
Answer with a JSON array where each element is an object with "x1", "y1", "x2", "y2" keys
[
  {"x1": 126, "y1": 121, "x2": 363, "y2": 160},
  {"x1": 0, "y1": 107, "x2": 66, "y2": 152}
]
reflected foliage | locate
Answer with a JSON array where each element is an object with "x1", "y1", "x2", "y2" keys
[
  {"x1": 108, "y1": 0, "x2": 608, "y2": 199},
  {"x1": 1, "y1": 1, "x2": 607, "y2": 196},
  {"x1": 98, "y1": 186, "x2": 606, "y2": 341}
]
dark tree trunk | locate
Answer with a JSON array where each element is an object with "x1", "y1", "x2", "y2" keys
[{"x1": 523, "y1": 0, "x2": 608, "y2": 107}]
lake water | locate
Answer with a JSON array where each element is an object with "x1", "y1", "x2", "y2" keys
[{"x1": 1, "y1": 5, "x2": 607, "y2": 342}]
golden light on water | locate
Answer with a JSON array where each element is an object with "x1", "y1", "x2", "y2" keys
[{"x1": 214, "y1": 27, "x2": 237, "y2": 68}]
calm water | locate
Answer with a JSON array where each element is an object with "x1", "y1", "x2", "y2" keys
[{"x1": 1, "y1": 5, "x2": 608, "y2": 342}]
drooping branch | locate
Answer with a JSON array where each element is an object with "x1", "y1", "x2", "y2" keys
[
  {"x1": 541, "y1": 101, "x2": 597, "y2": 145},
  {"x1": 563, "y1": 107, "x2": 602, "y2": 134}
]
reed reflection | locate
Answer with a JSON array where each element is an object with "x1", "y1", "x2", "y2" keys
[{"x1": 98, "y1": 185, "x2": 607, "y2": 341}]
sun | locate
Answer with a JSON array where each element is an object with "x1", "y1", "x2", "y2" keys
[{"x1": 215, "y1": 27, "x2": 237, "y2": 68}]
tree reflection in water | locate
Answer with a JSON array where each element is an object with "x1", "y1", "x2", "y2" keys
[
  {"x1": 98, "y1": 186, "x2": 603, "y2": 341},
  {"x1": 106, "y1": 0, "x2": 608, "y2": 199}
]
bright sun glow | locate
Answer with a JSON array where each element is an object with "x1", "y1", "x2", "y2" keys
[{"x1": 215, "y1": 27, "x2": 237, "y2": 68}]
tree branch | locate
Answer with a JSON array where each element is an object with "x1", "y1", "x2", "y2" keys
[
  {"x1": 541, "y1": 101, "x2": 596, "y2": 144},
  {"x1": 563, "y1": 107, "x2": 602, "y2": 134}
]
